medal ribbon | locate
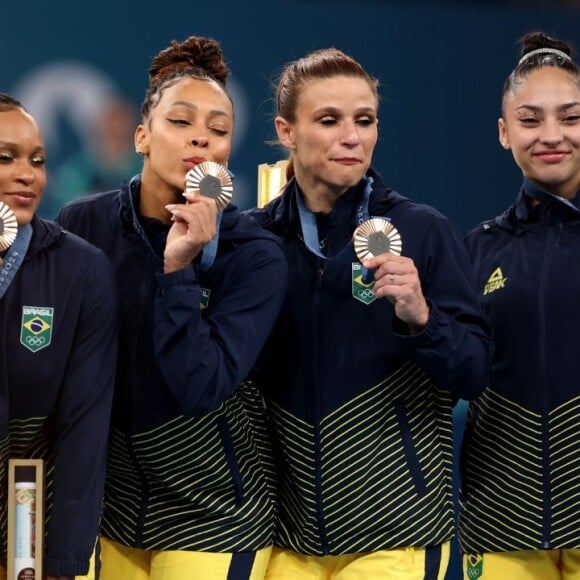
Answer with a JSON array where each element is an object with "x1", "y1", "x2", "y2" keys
[
  {"x1": 199, "y1": 213, "x2": 222, "y2": 271},
  {"x1": 188, "y1": 166, "x2": 234, "y2": 271},
  {"x1": 128, "y1": 176, "x2": 222, "y2": 273},
  {"x1": 295, "y1": 175, "x2": 382, "y2": 282},
  {"x1": 0, "y1": 223, "x2": 33, "y2": 300},
  {"x1": 0, "y1": 221, "x2": 32, "y2": 440},
  {"x1": 128, "y1": 176, "x2": 159, "y2": 258},
  {"x1": 524, "y1": 178, "x2": 580, "y2": 213},
  {"x1": 296, "y1": 175, "x2": 374, "y2": 258}
]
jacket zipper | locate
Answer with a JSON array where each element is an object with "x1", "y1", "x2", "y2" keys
[
  {"x1": 313, "y1": 258, "x2": 329, "y2": 553},
  {"x1": 539, "y1": 226, "x2": 552, "y2": 549}
]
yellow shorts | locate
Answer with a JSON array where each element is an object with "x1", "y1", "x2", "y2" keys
[
  {"x1": 0, "y1": 548, "x2": 96, "y2": 579},
  {"x1": 100, "y1": 537, "x2": 272, "y2": 580},
  {"x1": 463, "y1": 549, "x2": 580, "y2": 580},
  {"x1": 265, "y1": 543, "x2": 450, "y2": 579}
]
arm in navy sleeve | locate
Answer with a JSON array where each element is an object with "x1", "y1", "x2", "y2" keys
[
  {"x1": 394, "y1": 214, "x2": 492, "y2": 401},
  {"x1": 44, "y1": 250, "x2": 117, "y2": 577},
  {"x1": 153, "y1": 240, "x2": 288, "y2": 415}
]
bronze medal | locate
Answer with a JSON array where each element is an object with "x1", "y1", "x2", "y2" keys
[
  {"x1": 185, "y1": 161, "x2": 233, "y2": 212},
  {"x1": 353, "y1": 218, "x2": 402, "y2": 261},
  {"x1": 0, "y1": 202, "x2": 18, "y2": 252}
]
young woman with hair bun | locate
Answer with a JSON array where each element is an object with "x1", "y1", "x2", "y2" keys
[
  {"x1": 57, "y1": 36, "x2": 288, "y2": 580},
  {"x1": 460, "y1": 31, "x2": 580, "y2": 580}
]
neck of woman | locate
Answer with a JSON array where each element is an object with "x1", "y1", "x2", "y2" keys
[
  {"x1": 139, "y1": 170, "x2": 179, "y2": 224},
  {"x1": 299, "y1": 183, "x2": 346, "y2": 214}
]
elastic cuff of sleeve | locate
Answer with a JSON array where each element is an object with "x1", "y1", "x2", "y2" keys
[
  {"x1": 393, "y1": 300, "x2": 439, "y2": 344},
  {"x1": 156, "y1": 265, "x2": 198, "y2": 287},
  {"x1": 43, "y1": 557, "x2": 90, "y2": 577}
]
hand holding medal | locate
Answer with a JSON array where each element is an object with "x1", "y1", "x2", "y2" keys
[
  {"x1": 353, "y1": 217, "x2": 429, "y2": 333},
  {"x1": 164, "y1": 162, "x2": 233, "y2": 274}
]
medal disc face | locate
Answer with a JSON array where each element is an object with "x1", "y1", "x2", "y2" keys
[
  {"x1": 0, "y1": 201, "x2": 18, "y2": 252},
  {"x1": 185, "y1": 161, "x2": 233, "y2": 211},
  {"x1": 353, "y1": 218, "x2": 402, "y2": 261}
]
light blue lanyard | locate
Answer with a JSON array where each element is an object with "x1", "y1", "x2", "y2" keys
[
  {"x1": 546, "y1": 193, "x2": 580, "y2": 213},
  {"x1": 295, "y1": 175, "x2": 379, "y2": 282},
  {"x1": 198, "y1": 167, "x2": 234, "y2": 271},
  {"x1": 128, "y1": 177, "x2": 221, "y2": 272},
  {"x1": 199, "y1": 213, "x2": 222, "y2": 272},
  {"x1": 0, "y1": 223, "x2": 32, "y2": 300},
  {"x1": 524, "y1": 178, "x2": 580, "y2": 213},
  {"x1": 295, "y1": 175, "x2": 375, "y2": 260}
]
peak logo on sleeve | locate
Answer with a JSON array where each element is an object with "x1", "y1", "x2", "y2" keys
[{"x1": 483, "y1": 267, "x2": 507, "y2": 295}]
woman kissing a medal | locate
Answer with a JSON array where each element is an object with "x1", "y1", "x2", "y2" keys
[{"x1": 56, "y1": 36, "x2": 288, "y2": 580}]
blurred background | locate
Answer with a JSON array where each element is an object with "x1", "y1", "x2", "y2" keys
[{"x1": 2, "y1": 1, "x2": 578, "y2": 578}]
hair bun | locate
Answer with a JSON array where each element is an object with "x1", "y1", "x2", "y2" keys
[
  {"x1": 520, "y1": 31, "x2": 572, "y2": 59},
  {"x1": 149, "y1": 36, "x2": 230, "y2": 85}
]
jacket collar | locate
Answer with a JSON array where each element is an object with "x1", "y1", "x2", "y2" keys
[
  {"x1": 261, "y1": 167, "x2": 404, "y2": 230},
  {"x1": 498, "y1": 178, "x2": 580, "y2": 230},
  {"x1": 27, "y1": 215, "x2": 66, "y2": 257}
]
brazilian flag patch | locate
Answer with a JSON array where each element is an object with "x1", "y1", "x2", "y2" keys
[
  {"x1": 20, "y1": 306, "x2": 53, "y2": 353},
  {"x1": 352, "y1": 262, "x2": 376, "y2": 305},
  {"x1": 466, "y1": 552, "x2": 483, "y2": 579}
]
